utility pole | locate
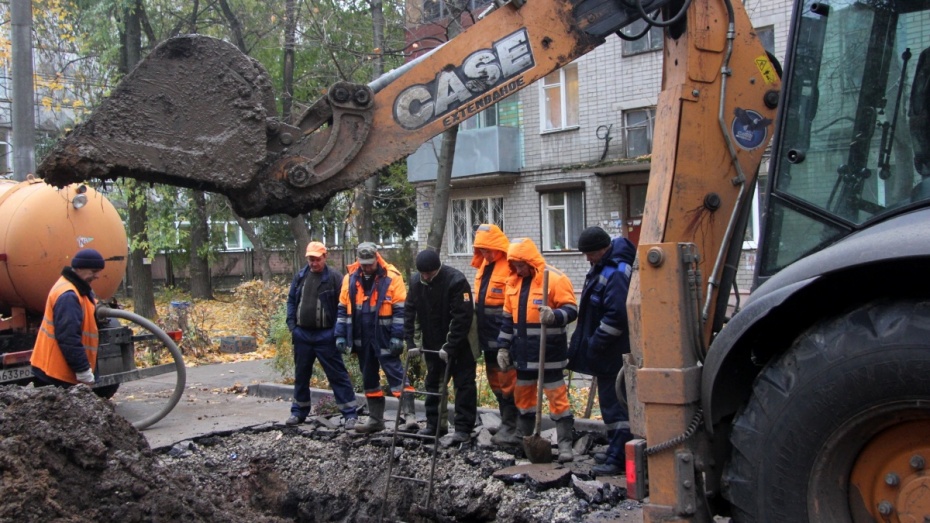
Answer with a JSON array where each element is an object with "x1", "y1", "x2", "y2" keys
[{"x1": 11, "y1": 0, "x2": 36, "y2": 181}]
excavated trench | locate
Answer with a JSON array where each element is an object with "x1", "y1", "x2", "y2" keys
[{"x1": 0, "y1": 385, "x2": 639, "y2": 522}]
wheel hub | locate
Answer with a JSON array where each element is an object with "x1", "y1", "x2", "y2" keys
[{"x1": 849, "y1": 421, "x2": 930, "y2": 522}]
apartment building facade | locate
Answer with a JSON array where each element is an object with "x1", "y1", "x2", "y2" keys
[{"x1": 406, "y1": 0, "x2": 792, "y2": 296}]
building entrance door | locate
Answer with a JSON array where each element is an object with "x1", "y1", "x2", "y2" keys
[{"x1": 625, "y1": 183, "x2": 647, "y2": 247}]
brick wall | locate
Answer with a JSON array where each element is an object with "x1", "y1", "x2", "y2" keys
[{"x1": 411, "y1": 0, "x2": 794, "y2": 300}]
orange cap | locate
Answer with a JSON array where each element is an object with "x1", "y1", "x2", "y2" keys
[{"x1": 305, "y1": 241, "x2": 327, "y2": 257}]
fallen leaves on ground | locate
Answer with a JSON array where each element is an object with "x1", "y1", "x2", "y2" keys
[{"x1": 121, "y1": 288, "x2": 282, "y2": 368}]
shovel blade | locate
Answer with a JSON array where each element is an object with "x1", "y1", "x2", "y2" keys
[{"x1": 523, "y1": 434, "x2": 553, "y2": 464}]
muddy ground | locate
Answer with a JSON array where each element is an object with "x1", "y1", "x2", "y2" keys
[{"x1": 1, "y1": 385, "x2": 640, "y2": 522}]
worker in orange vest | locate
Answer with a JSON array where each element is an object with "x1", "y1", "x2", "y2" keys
[
  {"x1": 31, "y1": 248, "x2": 105, "y2": 387},
  {"x1": 497, "y1": 238, "x2": 579, "y2": 462}
]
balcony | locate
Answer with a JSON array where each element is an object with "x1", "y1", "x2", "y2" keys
[{"x1": 407, "y1": 126, "x2": 521, "y2": 183}]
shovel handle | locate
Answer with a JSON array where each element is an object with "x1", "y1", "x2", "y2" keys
[{"x1": 534, "y1": 269, "x2": 549, "y2": 436}]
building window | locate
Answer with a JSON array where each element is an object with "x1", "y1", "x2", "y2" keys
[
  {"x1": 624, "y1": 107, "x2": 655, "y2": 157},
  {"x1": 756, "y1": 25, "x2": 775, "y2": 55},
  {"x1": 540, "y1": 64, "x2": 579, "y2": 132},
  {"x1": 460, "y1": 105, "x2": 498, "y2": 130},
  {"x1": 744, "y1": 162, "x2": 769, "y2": 249},
  {"x1": 541, "y1": 189, "x2": 584, "y2": 251},
  {"x1": 450, "y1": 196, "x2": 504, "y2": 254},
  {"x1": 0, "y1": 129, "x2": 10, "y2": 176},
  {"x1": 620, "y1": 18, "x2": 663, "y2": 56},
  {"x1": 420, "y1": 0, "x2": 493, "y2": 23}
]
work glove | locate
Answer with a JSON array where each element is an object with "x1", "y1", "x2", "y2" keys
[
  {"x1": 75, "y1": 369, "x2": 95, "y2": 384},
  {"x1": 389, "y1": 337, "x2": 405, "y2": 356},
  {"x1": 438, "y1": 344, "x2": 450, "y2": 363},
  {"x1": 336, "y1": 337, "x2": 349, "y2": 355},
  {"x1": 407, "y1": 347, "x2": 422, "y2": 361},
  {"x1": 497, "y1": 349, "x2": 512, "y2": 370},
  {"x1": 538, "y1": 305, "x2": 557, "y2": 325}
]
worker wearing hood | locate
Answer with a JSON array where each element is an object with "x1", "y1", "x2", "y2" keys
[
  {"x1": 471, "y1": 224, "x2": 520, "y2": 446},
  {"x1": 497, "y1": 237, "x2": 578, "y2": 462}
]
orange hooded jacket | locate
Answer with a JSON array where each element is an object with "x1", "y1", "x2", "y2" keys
[
  {"x1": 471, "y1": 224, "x2": 511, "y2": 352},
  {"x1": 497, "y1": 238, "x2": 577, "y2": 370}
]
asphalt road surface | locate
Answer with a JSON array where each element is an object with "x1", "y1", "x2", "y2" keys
[{"x1": 111, "y1": 359, "x2": 289, "y2": 449}]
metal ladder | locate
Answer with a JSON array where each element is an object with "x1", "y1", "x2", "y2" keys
[{"x1": 379, "y1": 348, "x2": 451, "y2": 522}]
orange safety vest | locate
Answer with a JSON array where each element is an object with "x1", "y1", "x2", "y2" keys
[{"x1": 30, "y1": 277, "x2": 99, "y2": 384}]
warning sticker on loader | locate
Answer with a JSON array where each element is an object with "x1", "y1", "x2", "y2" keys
[{"x1": 731, "y1": 108, "x2": 772, "y2": 150}]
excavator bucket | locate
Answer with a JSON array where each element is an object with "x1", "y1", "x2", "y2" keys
[
  {"x1": 40, "y1": 35, "x2": 274, "y2": 202},
  {"x1": 39, "y1": 34, "x2": 376, "y2": 218}
]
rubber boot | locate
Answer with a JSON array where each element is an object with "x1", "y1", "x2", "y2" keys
[
  {"x1": 396, "y1": 393, "x2": 419, "y2": 432},
  {"x1": 555, "y1": 417, "x2": 575, "y2": 463},
  {"x1": 355, "y1": 396, "x2": 386, "y2": 434},
  {"x1": 491, "y1": 399, "x2": 522, "y2": 446},
  {"x1": 516, "y1": 414, "x2": 535, "y2": 440}
]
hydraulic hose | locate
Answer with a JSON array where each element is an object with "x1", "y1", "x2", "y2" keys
[{"x1": 96, "y1": 305, "x2": 187, "y2": 430}]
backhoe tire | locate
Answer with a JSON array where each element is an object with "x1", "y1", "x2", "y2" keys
[{"x1": 723, "y1": 299, "x2": 930, "y2": 523}]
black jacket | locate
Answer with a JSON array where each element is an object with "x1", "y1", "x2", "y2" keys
[
  {"x1": 404, "y1": 265, "x2": 474, "y2": 357},
  {"x1": 568, "y1": 236, "x2": 636, "y2": 376}
]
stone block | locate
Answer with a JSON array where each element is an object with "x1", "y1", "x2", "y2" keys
[{"x1": 218, "y1": 336, "x2": 257, "y2": 354}]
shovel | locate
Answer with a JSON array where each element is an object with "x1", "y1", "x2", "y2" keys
[{"x1": 523, "y1": 269, "x2": 553, "y2": 463}]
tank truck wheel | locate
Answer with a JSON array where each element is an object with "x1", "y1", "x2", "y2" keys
[{"x1": 723, "y1": 299, "x2": 930, "y2": 522}]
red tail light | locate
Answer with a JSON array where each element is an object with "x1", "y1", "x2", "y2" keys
[
  {"x1": 2, "y1": 350, "x2": 33, "y2": 366},
  {"x1": 625, "y1": 438, "x2": 648, "y2": 500}
]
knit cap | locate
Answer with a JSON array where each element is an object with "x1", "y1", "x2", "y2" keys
[
  {"x1": 415, "y1": 249, "x2": 441, "y2": 272},
  {"x1": 577, "y1": 227, "x2": 611, "y2": 253},
  {"x1": 71, "y1": 248, "x2": 105, "y2": 270}
]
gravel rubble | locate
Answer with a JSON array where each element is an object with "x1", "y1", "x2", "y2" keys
[{"x1": 1, "y1": 385, "x2": 641, "y2": 522}]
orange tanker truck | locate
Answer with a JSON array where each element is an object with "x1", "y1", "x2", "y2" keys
[{"x1": 0, "y1": 178, "x2": 184, "y2": 428}]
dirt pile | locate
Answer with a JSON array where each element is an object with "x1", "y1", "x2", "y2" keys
[
  {"x1": 0, "y1": 385, "x2": 286, "y2": 523},
  {"x1": 0, "y1": 385, "x2": 639, "y2": 522}
]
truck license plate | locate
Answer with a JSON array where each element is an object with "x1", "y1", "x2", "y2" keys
[{"x1": 0, "y1": 366, "x2": 33, "y2": 383}]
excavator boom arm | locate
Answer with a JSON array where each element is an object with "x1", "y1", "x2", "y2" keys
[{"x1": 39, "y1": 0, "x2": 673, "y2": 218}]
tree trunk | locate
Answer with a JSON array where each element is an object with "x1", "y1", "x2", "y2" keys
[
  {"x1": 189, "y1": 190, "x2": 213, "y2": 299},
  {"x1": 281, "y1": 0, "x2": 311, "y2": 270},
  {"x1": 425, "y1": 9, "x2": 465, "y2": 252},
  {"x1": 354, "y1": 0, "x2": 387, "y2": 243},
  {"x1": 217, "y1": 0, "x2": 247, "y2": 51},
  {"x1": 11, "y1": 0, "x2": 35, "y2": 181},
  {"x1": 124, "y1": 2, "x2": 156, "y2": 319},
  {"x1": 233, "y1": 213, "x2": 273, "y2": 282},
  {"x1": 288, "y1": 216, "x2": 311, "y2": 271},
  {"x1": 427, "y1": 126, "x2": 458, "y2": 252},
  {"x1": 282, "y1": 0, "x2": 296, "y2": 120},
  {"x1": 216, "y1": 0, "x2": 273, "y2": 279},
  {"x1": 128, "y1": 184, "x2": 156, "y2": 318}
]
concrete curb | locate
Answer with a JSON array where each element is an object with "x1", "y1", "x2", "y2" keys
[{"x1": 248, "y1": 383, "x2": 607, "y2": 434}]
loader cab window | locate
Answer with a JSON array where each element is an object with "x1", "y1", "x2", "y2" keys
[{"x1": 758, "y1": 1, "x2": 930, "y2": 279}]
